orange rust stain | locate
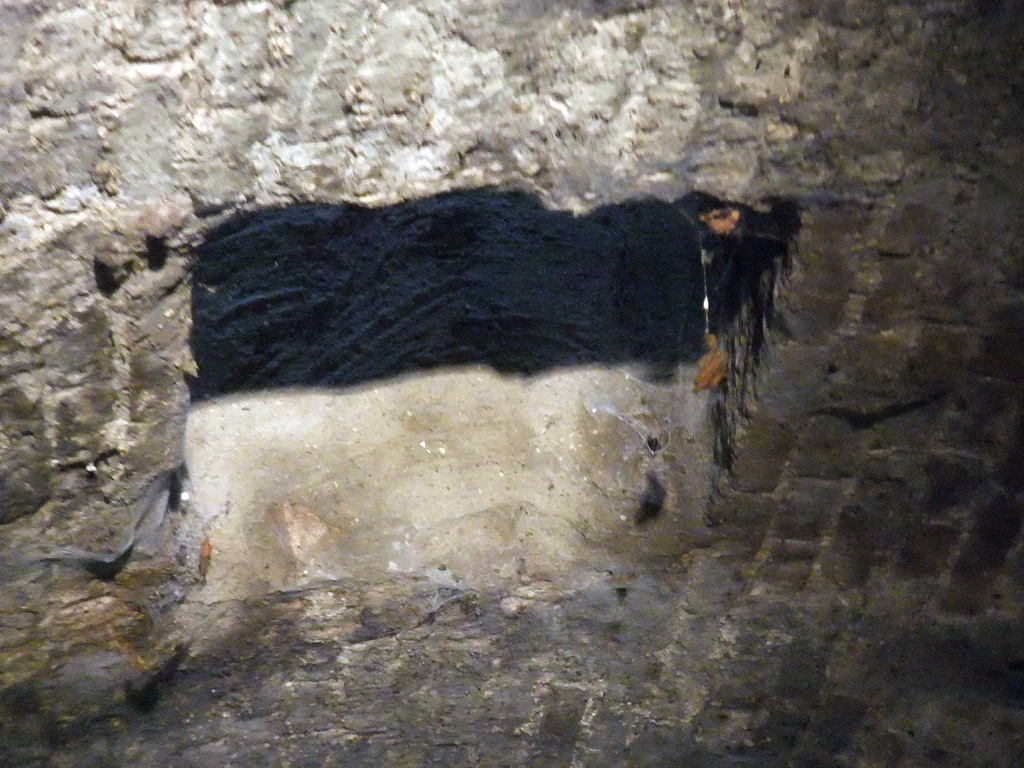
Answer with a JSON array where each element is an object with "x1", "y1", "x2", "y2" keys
[
  {"x1": 693, "y1": 333, "x2": 727, "y2": 392},
  {"x1": 699, "y1": 207, "x2": 741, "y2": 235},
  {"x1": 198, "y1": 535, "x2": 213, "y2": 578}
]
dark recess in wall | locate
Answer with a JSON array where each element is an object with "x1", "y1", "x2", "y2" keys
[
  {"x1": 706, "y1": 196, "x2": 799, "y2": 471},
  {"x1": 187, "y1": 189, "x2": 798, "y2": 430}
]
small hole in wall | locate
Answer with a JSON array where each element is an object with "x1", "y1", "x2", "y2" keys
[
  {"x1": 144, "y1": 235, "x2": 169, "y2": 270},
  {"x1": 93, "y1": 258, "x2": 121, "y2": 296},
  {"x1": 636, "y1": 472, "x2": 667, "y2": 525}
]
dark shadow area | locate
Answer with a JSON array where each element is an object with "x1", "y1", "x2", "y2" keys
[
  {"x1": 708, "y1": 195, "x2": 798, "y2": 472},
  {"x1": 188, "y1": 188, "x2": 798, "y2": 400}
]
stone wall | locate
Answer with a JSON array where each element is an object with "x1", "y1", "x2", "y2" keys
[{"x1": 1, "y1": 0, "x2": 1023, "y2": 765}]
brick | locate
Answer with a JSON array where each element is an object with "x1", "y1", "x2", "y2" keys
[
  {"x1": 729, "y1": 420, "x2": 795, "y2": 493},
  {"x1": 906, "y1": 324, "x2": 982, "y2": 390},
  {"x1": 820, "y1": 485, "x2": 905, "y2": 586},
  {"x1": 780, "y1": 289, "x2": 850, "y2": 342},
  {"x1": 895, "y1": 522, "x2": 959, "y2": 578},
  {"x1": 789, "y1": 415, "x2": 857, "y2": 480},
  {"x1": 776, "y1": 479, "x2": 846, "y2": 539},
  {"x1": 980, "y1": 300, "x2": 1024, "y2": 382},
  {"x1": 951, "y1": 494, "x2": 1024, "y2": 578},
  {"x1": 863, "y1": 258, "x2": 925, "y2": 326},
  {"x1": 705, "y1": 489, "x2": 777, "y2": 530},
  {"x1": 875, "y1": 203, "x2": 947, "y2": 258},
  {"x1": 802, "y1": 695, "x2": 867, "y2": 754},
  {"x1": 939, "y1": 573, "x2": 992, "y2": 615}
]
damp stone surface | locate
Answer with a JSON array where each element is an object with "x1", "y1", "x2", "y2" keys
[{"x1": 2, "y1": 1, "x2": 1024, "y2": 766}]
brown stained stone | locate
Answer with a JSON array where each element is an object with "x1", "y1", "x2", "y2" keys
[
  {"x1": 862, "y1": 257, "x2": 924, "y2": 326},
  {"x1": 779, "y1": 289, "x2": 850, "y2": 342},
  {"x1": 17, "y1": 113, "x2": 103, "y2": 199},
  {"x1": 906, "y1": 324, "x2": 982, "y2": 390},
  {"x1": 32, "y1": 581, "x2": 150, "y2": 667},
  {"x1": 705, "y1": 489, "x2": 778, "y2": 530},
  {"x1": 923, "y1": 454, "x2": 988, "y2": 514},
  {"x1": 0, "y1": 440, "x2": 53, "y2": 524},
  {"x1": 42, "y1": 595, "x2": 147, "y2": 653},
  {"x1": 789, "y1": 414, "x2": 857, "y2": 480},
  {"x1": 796, "y1": 206, "x2": 875, "y2": 274},
  {"x1": 762, "y1": 539, "x2": 817, "y2": 590},
  {"x1": 53, "y1": 384, "x2": 116, "y2": 461},
  {"x1": 875, "y1": 203, "x2": 947, "y2": 258},
  {"x1": 953, "y1": 495, "x2": 1024, "y2": 578},
  {"x1": 754, "y1": 343, "x2": 833, "y2": 419},
  {"x1": 819, "y1": 484, "x2": 906, "y2": 588},
  {"x1": 918, "y1": 253, "x2": 988, "y2": 325},
  {"x1": 1000, "y1": 409, "x2": 1024, "y2": 492},
  {"x1": 0, "y1": 382, "x2": 52, "y2": 523},
  {"x1": 820, "y1": 531, "x2": 874, "y2": 588},
  {"x1": 128, "y1": 349, "x2": 182, "y2": 422},
  {"x1": 49, "y1": 304, "x2": 116, "y2": 385},
  {"x1": 776, "y1": 479, "x2": 846, "y2": 540},
  {"x1": 980, "y1": 300, "x2": 1024, "y2": 382},
  {"x1": 895, "y1": 522, "x2": 959, "y2": 578},
  {"x1": 940, "y1": 573, "x2": 992, "y2": 615},
  {"x1": 945, "y1": 379, "x2": 1024, "y2": 455},
  {"x1": 827, "y1": 332, "x2": 916, "y2": 395},
  {"x1": 729, "y1": 420, "x2": 795, "y2": 493}
]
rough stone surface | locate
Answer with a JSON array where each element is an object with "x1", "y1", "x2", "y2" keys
[{"x1": 2, "y1": 0, "x2": 1024, "y2": 766}]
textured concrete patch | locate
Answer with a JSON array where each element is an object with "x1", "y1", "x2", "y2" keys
[{"x1": 185, "y1": 364, "x2": 712, "y2": 600}]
